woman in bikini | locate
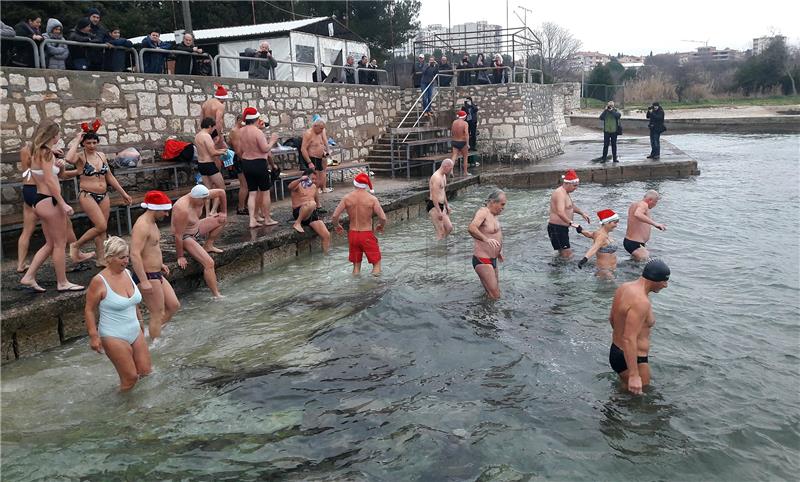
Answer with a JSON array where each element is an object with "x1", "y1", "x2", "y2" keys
[
  {"x1": 16, "y1": 133, "x2": 93, "y2": 273},
  {"x1": 66, "y1": 120, "x2": 132, "y2": 265},
  {"x1": 19, "y1": 120, "x2": 84, "y2": 292},
  {"x1": 84, "y1": 236, "x2": 151, "y2": 391},
  {"x1": 576, "y1": 209, "x2": 620, "y2": 279}
]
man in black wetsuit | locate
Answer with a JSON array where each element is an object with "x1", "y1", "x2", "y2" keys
[{"x1": 608, "y1": 259, "x2": 670, "y2": 394}]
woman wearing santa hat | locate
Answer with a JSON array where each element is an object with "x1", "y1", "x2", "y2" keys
[{"x1": 576, "y1": 209, "x2": 620, "y2": 279}]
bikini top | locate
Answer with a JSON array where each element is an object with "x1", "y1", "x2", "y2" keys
[
  {"x1": 83, "y1": 160, "x2": 109, "y2": 177},
  {"x1": 598, "y1": 243, "x2": 618, "y2": 254},
  {"x1": 24, "y1": 165, "x2": 61, "y2": 179}
]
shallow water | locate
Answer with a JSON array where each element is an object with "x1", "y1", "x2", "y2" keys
[{"x1": 2, "y1": 134, "x2": 799, "y2": 481}]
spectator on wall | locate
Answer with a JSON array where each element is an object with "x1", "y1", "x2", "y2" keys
[
  {"x1": 1, "y1": 21, "x2": 15, "y2": 37},
  {"x1": 106, "y1": 27, "x2": 133, "y2": 72},
  {"x1": 42, "y1": 18, "x2": 69, "y2": 70},
  {"x1": 357, "y1": 55, "x2": 369, "y2": 84},
  {"x1": 343, "y1": 55, "x2": 356, "y2": 84},
  {"x1": 462, "y1": 96, "x2": 479, "y2": 150},
  {"x1": 368, "y1": 58, "x2": 379, "y2": 85},
  {"x1": 141, "y1": 30, "x2": 173, "y2": 74},
  {"x1": 67, "y1": 18, "x2": 98, "y2": 70},
  {"x1": 0, "y1": 21, "x2": 15, "y2": 65},
  {"x1": 475, "y1": 53, "x2": 491, "y2": 84},
  {"x1": 492, "y1": 54, "x2": 508, "y2": 84},
  {"x1": 172, "y1": 32, "x2": 204, "y2": 75},
  {"x1": 246, "y1": 41, "x2": 278, "y2": 80},
  {"x1": 412, "y1": 53, "x2": 424, "y2": 88},
  {"x1": 457, "y1": 54, "x2": 472, "y2": 86},
  {"x1": 421, "y1": 56, "x2": 439, "y2": 116},
  {"x1": 86, "y1": 7, "x2": 109, "y2": 70},
  {"x1": 439, "y1": 56, "x2": 453, "y2": 87},
  {"x1": 11, "y1": 12, "x2": 43, "y2": 67}
]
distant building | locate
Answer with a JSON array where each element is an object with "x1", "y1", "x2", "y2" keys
[
  {"x1": 618, "y1": 54, "x2": 645, "y2": 69},
  {"x1": 689, "y1": 46, "x2": 743, "y2": 63},
  {"x1": 573, "y1": 51, "x2": 610, "y2": 71},
  {"x1": 753, "y1": 35, "x2": 786, "y2": 55}
]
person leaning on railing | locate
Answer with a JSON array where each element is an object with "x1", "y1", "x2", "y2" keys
[
  {"x1": 106, "y1": 27, "x2": 133, "y2": 72},
  {"x1": 172, "y1": 32, "x2": 204, "y2": 75},
  {"x1": 245, "y1": 41, "x2": 278, "y2": 80},
  {"x1": 11, "y1": 11, "x2": 43, "y2": 68},
  {"x1": 67, "y1": 18, "x2": 102, "y2": 70},
  {"x1": 42, "y1": 18, "x2": 69, "y2": 70},
  {"x1": 141, "y1": 30, "x2": 174, "y2": 74},
  {"x1": 457, "y1": 55, "x2": 472, "y2": 86}
]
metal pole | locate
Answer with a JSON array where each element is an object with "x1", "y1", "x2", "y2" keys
[
  {"x1": 251, "y1": 0, "x2": 257, "y2": 24},
  {"x1": 181, "y1": 0, "x2": 192, "y2": 34}
]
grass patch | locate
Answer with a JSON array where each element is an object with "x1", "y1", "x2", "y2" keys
[{"x1": 624, "y1": 95, "x2": 800, "y2": 110}]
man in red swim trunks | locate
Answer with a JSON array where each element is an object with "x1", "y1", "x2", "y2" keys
[{"x1": 332, "y1": 172, "x2": 387, "y2": 276}]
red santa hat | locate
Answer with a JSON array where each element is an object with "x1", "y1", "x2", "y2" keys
[
  {"x1": 457, "y1": 110, "x2": 467, "y2": 119},
  {"x1": 597, "y1": 209, "x2": 619, "y2": 224},
  {"x1": 353, "y1": 172, "x2": 374, "y2": 193},
  {"x1": 242, "y1": 106, "x2": 260, "y2": 120},
  {"x1": 213, "y1": 83, "x2": 230, "y2": 99},
  {"x1": 562, "y1": 169, "x2": 579, "y2": 184},
  {"x1": 140, "y1": 190, "x2": 172, "y2": 211}
]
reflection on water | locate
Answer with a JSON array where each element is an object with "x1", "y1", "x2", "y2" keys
[{"x1": 2, "y1": 134, "x2": 799, "y2": 480}]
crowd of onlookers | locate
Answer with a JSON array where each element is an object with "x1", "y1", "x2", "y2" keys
[
  {"x1": 412, "y1": 52, "x2": 509, "y2": 89},
  {"x1": 0, "y1": 8, "x2": 211, "y2": 75}
]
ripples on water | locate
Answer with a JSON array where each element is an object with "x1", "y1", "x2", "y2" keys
[{"x1": 2, "y1": 134, "x2": 799, "y2": 480}]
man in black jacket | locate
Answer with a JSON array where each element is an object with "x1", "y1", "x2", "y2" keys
[
  {"x1": 86, "y1": 7, "x2": 109, "y2": 70},
  {"x1": 67, "y1": 18, "x2": 100, "y2": 70},
  {"x1": 457, "y1": 55, "x2": 472, "y2": 86},
  {"x1": 357, "y1": 55, "x2": 369, "y2": 84},
  {"x1": 412, "y1": 54, "x2": 424, "y2": 88},
  {"x1": 646, "y1": 102, "x2": 665, "y2": 160},
  {"x1": 462, "y1": 97, "x2": 479, "y2": 150},
  {"x1": 439, "y1": 56, "x2": 453, "y2": 87},
  {"x1": 12, "y1": 12, "x2": 43, "y2": 68}
]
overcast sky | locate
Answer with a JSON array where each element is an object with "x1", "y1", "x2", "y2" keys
[{"x1": 418, "y1": 0, "x2": 800, "y2": 56}]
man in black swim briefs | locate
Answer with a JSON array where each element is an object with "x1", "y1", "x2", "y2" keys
[
  {"x1": 428, "y1": 159, "x2": 454, "y2": 239},
  {"x1": 608, "y1": 259, "x2": 670, "y2": 395}
]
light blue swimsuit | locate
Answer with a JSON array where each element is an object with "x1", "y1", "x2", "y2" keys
[{"x1": 98, "y1": 270, "x2": 143, "y2": 344}]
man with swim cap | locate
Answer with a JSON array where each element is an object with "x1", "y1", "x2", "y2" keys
[
  {"x1": 130, "y1": 190, "x2": 180, "y2": 338},
  {"x1": 428, "y1": 158, "x2": 454, "y2": 239},
  {"x1": 608, "y1": 259, "x2": 670, "y2": 394},
  {"x1": 171, "y1": 184, "x2": 227, "y2": 298},
  {"x1": 468, "y1": 189, "x2": 506, "y2": 299},
  {"x1": 624, "y1": 190, "x2": 666, "y2": 261},
  {"x1": 548, "y1": 169, "x2": 591, "y2": 259},
  {"x1": 332, "y1": 173, "x2": 387, "y2": 276}
]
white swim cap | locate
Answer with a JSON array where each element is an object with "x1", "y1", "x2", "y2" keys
[{"x1": 190, "y1": 184, "x2": 210, "y2": 199}]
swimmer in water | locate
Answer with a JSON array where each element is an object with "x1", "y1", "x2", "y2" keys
[
  {"x1": 624, "y1": 190, "x2": 666, "y2": 261},
  {"x1": 608, "y1": 259, "x2": 670, "y2": 395},
  {"x1": 576, "y1": 209, "x2": 620, "y2": 279},
  {"x1": 468, "y1": 189, "x2": 506, "y2": 299}
]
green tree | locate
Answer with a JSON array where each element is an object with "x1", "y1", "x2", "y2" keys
[
  {"x1": 587, "y1": 63, "x2": 613, "y2": 101},
  {"x1": 734, "y1": 37, "x2": 792, "y2": 95}
]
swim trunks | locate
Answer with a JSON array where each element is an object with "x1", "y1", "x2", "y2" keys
[
  {"x1": 292, "y1": 206, "x2": 321, "y2": 226},
  {"x1": 547, "y1": 223, "x2": 570, "y2": 250},
  {"x1": 451, "y1": 140, "x2": 467, "y2": 149},
  {"x1": 623, "y1": 238, "x2": 646, "y2": 255},
  {"x1": 197, "y1": 161, "x2": 220, "y2": 176},
  {"x1": 426, "y1": 199, "x2": 446, "y2": 213},
  {"x1": 348, "y1": 230, "x2": 381, "y2": 264},
  {"x1": 609, "y1": 343, "x2": 649, "y2": 374},
  {"x1": 472, "y1": 255, "x2": 497, "y2": 269},
  {"x1": 130, "y1": 271, "x2": 163, "y2": 285},
  {"x1": 241, "y1": 158, "x2": 271, "y2": 191},
  {"x1": 181, "y1": 229, "x2": 205, "y2": 244}
]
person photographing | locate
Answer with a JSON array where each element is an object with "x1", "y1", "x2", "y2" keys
[{"x1": 646, "y1": 102, "x2": 666, "y2": 160}]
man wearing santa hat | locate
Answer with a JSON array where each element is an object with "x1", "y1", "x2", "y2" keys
[
  {"x1": 332, "y1": 172, "x2": 387, "y2": 275},
  {"x1": 547, "y1": 169, "x2": 591, "y2": 259},
  {"x1": 450, "y1": 109, "x2": 470, "y2": 176},
  {"x1": 200, "y1": 84, "x2": 230, "y2": 150},
  {"x1": 130, "y1": 191, "x2": 180, "y2": 338}
]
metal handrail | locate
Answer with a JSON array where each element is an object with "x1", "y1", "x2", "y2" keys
[
  {"x1": 397, "y1": 73, "x2": 444, "y2": 144},
  {"x1": 214, "y1": 54, "x2": 316, "y2": 82},
  {"x1": 323, "y1": 63, "x2": 362, "y2": 84},
  {"x1": 39, "y1": 38, "x2": 139, "y2": 72},
  {"x1": 140, "y1": 47, "x2": 215, "y2": 76},
  {"x1": 355, "y1": 66, "x2": 389, "y2": 86},
  {"x1": 449, "y1": 65, "x2": 513, "y2": 87},
  {"x1": 6, "y1": 36, "x2": 40, "y2": 68},
  {"x1": 512, "y1": 65, "x2": 544, "y2": 84}
]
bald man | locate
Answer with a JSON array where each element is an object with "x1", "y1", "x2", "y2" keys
[{"x1": 624, "y1": 190, "x2": 666, "y2": 261}]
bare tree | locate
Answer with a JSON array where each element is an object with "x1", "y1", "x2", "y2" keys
[
  {"x1": 786, "y1": 43, "x2": 799, "y2": 96},
  {"x1": 535, "y1": 22, "x2": 582, "y2": 82}
]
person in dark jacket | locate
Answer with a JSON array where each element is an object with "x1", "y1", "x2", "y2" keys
[
  {"x1": 474, "y1": 53, "x2": 491, "y2": 85},
  {"x1": 67, "y1": 18, "x2": 98, "y2": 70},
  {"x1": 86, "y1": 7, "x2": 109, "y2": 70},
  {"x1": 457, "y1": 55, "x2": 472, "y2": 86},
  {"x1": 106, "y1": 27, "x2": 133, "y2": 72},
  {"x1": 599, "y1": 101, "x2": 622, "y2": 162},
  {"x1": 12, "y1": 12, "x2": 43, "y2": 67},
  {"x1": 42, "y1": 18, "x2": 69, "y2": 70},
  {"x1": 439, "y1": 56, "x2": 453, "y2": 87},
  {"x1": 492, "y1": 54, "x2": 508, "y2": 84},
  {"x1": 357, "y1": 55, "x2": 369, "y2": 84},
  {"x1": 462, "y1": 96, "x2": 479, "y2": 150},
  {"x1": 172, "y1": 32, "x2": 204, "y2": 75},
  {"x1": 246, "y1": 41, "x2": 278, "y2": 80},
  {"x1": 421, "y1": 56, "x2": 439, "y2": 115},
  {"x1": 646, "y1": 102, "x2": 666, "y2": 159},
  {"x1": 412, "y1": 54, "x2": 425, "y2": 88},
  {"x1": 367, "y1": 58, "x2": 379, "y2": 85},
  {"x1": 343, "y1": 55, "x2": 356, "y2": 84},
  {"x1": 141, "y1": 30, "x2": 173, "y2": 74}
]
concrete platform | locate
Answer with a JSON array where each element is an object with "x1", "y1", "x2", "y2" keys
[{"x1": 0, "y1": 137, "x2": 697, "y2": 363}]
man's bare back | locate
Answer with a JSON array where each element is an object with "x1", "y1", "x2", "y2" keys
[
  {"x1": 610, "y1": 281, "x2": 654, "y2": 355},
  {"x1": 201, "y1": 98, "x2": 226, "y2": 147},
  {"x1": 339, "y1": 190, "x2": 383, "y2": 231},
  {"x1": 451, "y1": 119, "x2": 468, "y2": 141}
]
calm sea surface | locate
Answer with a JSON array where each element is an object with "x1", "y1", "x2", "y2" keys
[{"x1": 2, "y1": 134, "x2": 798, "y2": 481}]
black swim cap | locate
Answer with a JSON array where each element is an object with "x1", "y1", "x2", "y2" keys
[{"x1": 642, "y1": 259, "x2": 670, "y2": 282}]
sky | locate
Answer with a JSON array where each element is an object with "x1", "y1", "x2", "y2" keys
[{"x1": 418, "y1": 0, "x2": 800, "y2": 56}]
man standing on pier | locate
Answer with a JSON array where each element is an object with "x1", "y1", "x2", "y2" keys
[
  {"x1": 451, "y1": 110, "x2": 470, "y2": 176},
  {"x1": 332, "y1": 173, "x2": 387, "y2": 276},
  {"x1": 468, "y1": 189, "x2": 506, "y2": 300},
  {"x1": 201, "y1": 84, "x2": 229, "y2": 150},
  {"x1": 547, "y1": 169, "x2": 591, "y2": 259},
  {"x1": 301, "y1": 115, "x2": 332, "y2": 195},
  {"x1": 608, "y1": 259, "x2": 670, "y2": 394},
  {"x1": 428, "y1": 158, "x2": 454, "y2": 239},
  {"x1": 624, "y1": 190, "x2": 666, "y2": 261},
  {"x1": 195, "y1": 117, "x2": 228, "y2": 214},
  {"x1": 172, "y1": 185, "x2": 227, "y2": 299},
  {"x1": 130, "y1": 191, "x2": 180, "y2": 338}
]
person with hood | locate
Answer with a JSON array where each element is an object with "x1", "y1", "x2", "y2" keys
[
  {"x1": 86, "y1": 7, "x2": 109, "y2": 70},
  {"x1": 67, "y1": 18, "x2": 99, "y2": 70},
  {"x1": 106, "y1": 27, "x2": 133, "y2": 72},
  {"x1": 12, "y1": 12, "x2": 43, "y2": 67},
  {"x1": 42, "y1": 18, "x2": 69, "y2": 70}
]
